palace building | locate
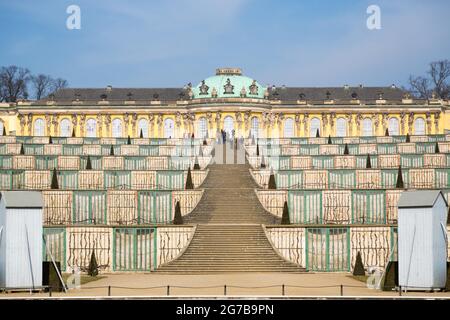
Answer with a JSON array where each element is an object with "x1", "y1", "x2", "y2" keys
[{"x1": 0, "y1": 67, "x2": 449, "y2": 139}]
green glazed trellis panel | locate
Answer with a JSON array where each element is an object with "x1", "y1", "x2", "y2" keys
[
  {"x1": 435, "y1": 169, "x2": 450, "y2": 188},
  {"x1": 429, "y1": 134, "x2": 446, "y2": 142},
  {"x1": 0, "y1": 155, "x2": 13, "y2": 169},
  {"x1": 137, "y1": 191, "x2": 173, "y2": 223},
  {"x1": 57, "y1": 171, "x2": 78, "y2": 189},
  {"x1": 416, "y1": 142, "x2": 435, "y2": 154},
  {"x1": 124, "y1": 157, "x2": 147, "y2": 170},
  {"x1": 351, "y1": 190, "x2": 386, "y2": 224},
  {"x1": 101, "y1": 145, "x2": 121, "y2": 156},
  {"x1": 263, "y1": 147, "x2": 282, "y2": 157},
  {"x1": 306, "y1": 228, "x2": 350, "y2": 271},
  {"x1": 328, "y1": 170, "x2": 356, "y2": 189},
  {"x1": 24, "y1": 144, "x2": 44, "y2": 155},
  {"x1": 392, "y1": 136, "x2": 406, "y2": 143},
  {"x1": 113, "y1": 228, "x2": 155, "y2": 271},
  {"x1": 347, "y1": 144, "x2": 359, "y2": 155},
  {"x1": 0, "y1": 144, "x2": 7, "y2": 154},
  {"x1": 446, "y1": 154, "x2": 450, "y2": 167},
  {"x1": 62, "y1": 144, "x2": 83, "y2": 156},
  {"x1": 104, "y1": 171, "x2": 131, "y2": 189},
  {"x1": 355, "y1": 155, "x2": 378, "y2": 168},
  {"x1": 43, "y1": 228, "x2": 66, "y2": 271},
  {"x1": 299, "y1": 145, "x2": 319, "y2": 156},
  {"x1": 381, "y1": 169, "x2": 409, "y2": 188},
  {"x1": 360, "y1": 137, "x2": 376, "y2": 144},
  {"x1": 291, "y1": 138, "x2": 307, "y2": 145},
  {"x1": 156, "y1": 171, "x2": 184, "y2": 189},
  {"x1": 377, "y1": 144, "x2": 397, "y2": 154},
  {"x1": 400, "y1": 154, "x2": 423, "y2": 168},
  {"x1": 312, "y1": 156, "x2": 333, "y2": 169},
  {"x1": 276, "y1": 171, "x2": 303, "y2": 189},
  {"x1": 139, "y1": 145, "x2": 159, "y2": 156},
  {"x1": 0, "y1": 170, "x2": 24, "y2": 189},
  {"x1": 16, "y1": 136, "x2": 33, "y2": 144},
  {"x1": 73, "y1": 191, "x2": 107, "y2": 224},
  {"x1": 35, "y1": 156, "x2": 58, "y2": 170},
  {"x1": 288, "y1": 190, "x2": 322, "y2": 224},
  {"x1": 115, "y1": 138, "x2": 128, "y2": 145},
  {"x1": 390, "y1": 227, "x2": 398, "y2": 261},
  {"x1": 176, "y1": 145, "x2": 199, "y2": 157},
  {"x1": 331, "y1": 137, "x2": 344, "y2": 144},
  {"x1": 52, "y1": 137, "x2": 67, "y2": 144},
  {"x1": 80, "y1": 156, "x2": 102, "y2": 170},
  {"x1": 83, "y1": 137, "x2": 100, "y2": 145}
]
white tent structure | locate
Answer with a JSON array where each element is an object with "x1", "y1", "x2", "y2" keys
[
  {"x1": 398, "y1": 190, "x2": 448, "y2": 291},
  {"x1": 0, "y1": 191, "x2": 43, "y2": 289}
]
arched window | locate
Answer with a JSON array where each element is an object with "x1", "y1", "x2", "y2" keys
[
  {"x1": 86, "y1": 119, "x2": 97, "y2": 137},
  {"x1": 362, "y1": 118, "x2": 373, "y2": 137},
  {"x1": 164, "y1": 118, "x2": 174, "y2": 138},
  {"x1": 223, "y1": 116, "x2": 234, "y2": 135},
  {"x1": 112, "y1": 118, "x2": 123, "y2": 138},
  {"x1": 250, "y1": 117, "x2": 259, "y2": 139},
  {"x1": 388, "y1": 117, "x2": 399, "y2": 135},
  {"x1": 34, "y1": 118, "x2": 45, "y2": 136},
  {"x1": 336, "y1": 118, "x2": 347, "y2": 137},
  {"x1": 197, "y1": 117, "x2": 208, "y2": 139},
  {"x1": 138, "y1": 118, "x2": 149, "y2": 138},
  {"x1": 310, "y1": 117, "x2": 321, "y2": 137},
  {"x1": 283, "y1": 118, "x2": 295, "y2": 138},
  {"x1": 60, "y1": 118, "x2": 71, "y2": 137},
  {"x1": 414, "y1": 117, "x2": 425, "y2": 135}
]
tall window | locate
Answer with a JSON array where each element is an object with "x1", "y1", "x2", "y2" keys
[
  {"x1": 414, "y1": 117, "x2": 425, "y2": 135},
  {"x1": 138, "y1": 118, "x2": 149, "y2": 138},
  {"x1": 60, "y1": 118, "x2": 71, "y2": 137},
  {"x1": 336, "y1": 118, "x2": 347, "y2": 137},
  {"x1": 164, "y1": 118, "x2": 174, "y2": 138},
  {"x1": 362, "y1": 118, "x2": 373, "y2": 136},
  {"x1": 0, "y1": 121, "x2": 4, "y2": 135},
  {"x1": 223, "y1": 116, "x2": 234, "y2": 135},
  {"x1": 34, "y1": 119, "x2": 45, "y2": 136},
  {"x1": 310, "y1": 117, "x2": 320, "y2": 137},
  {"x1": 388, "y1": 117, "x2": 399, "y2": 135},
  {"x1": 86, "y1": 119, "x2": 97, "y2": 137},
  {"x1": 283, "y1": 118, "x2": 295, "y2": 138},
  {"x1": 112, "y1": 118, "x2": 123, "y2": 138},
  {"x1": 197, "y1": 117, "x2": 208, "y2": 139},
  {"x1": 250, "y1": 117, "x2": 259, "y2": 139}
]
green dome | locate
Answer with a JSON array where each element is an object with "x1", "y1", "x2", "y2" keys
[{"x1": 192, "y1": 68, "x2": 266, "y2": 99}]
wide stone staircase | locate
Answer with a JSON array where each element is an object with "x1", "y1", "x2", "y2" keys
[{"x1": 157, "y1": 142, "x2": 305, "y2": 273}]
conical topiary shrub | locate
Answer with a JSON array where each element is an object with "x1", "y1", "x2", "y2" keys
[
  {"x1": 85, "y1": 155, "x2": 92, "y2": 170},
  {"x1": 396, "y1": 166, "x2": 404, "y2": 188},
  {"x1": 51, "y1": 168, "x2": 59, "y2": 189},
  {"x1": 435, "y1": 142, "x2": 440, "y2": 153},
  {"x1": 405, "y1": 133, "x2": 410, "y2": 143},
  {"x1": 260, "y1": 156, "x2": 266, "y2": 169},
  {"x1": 173, "y1": 201, "x2": 183, "y2": 225},
  {"x1": 353, "y1": 251, "x2": 365, "y2": 276},
  {"x1": 193, "y1": 156, "x2": 200, "y2": 170},
  {"x1": 185, "y1": 167, "x2": 194, "y2": 189},
  {"x1": 140, "y1": 129, "x2": 143, "y2": 138},
  {"x1": 88, "y1": 250, "x2": 99, "y2": 277},
  {"x1": 72, "y1": 129, "x2": 76, "y2": 137},
  {"x1": 366, "y1": 154, "x2": 372, "y2": 169},
  {"x1": 20, "y1": 143, "x2": 25, "y2": 155},
  {"x1": 316, "y1": 129, "x2": 320, "y2": 138},
  {"x1": 343, "y1": 143, "x2": 349, "y2": 155},
  {"x1": 268, "y1": 169, "x2": 277, "y2": 190},
  {"x1": 127, "y1": 135, "x2": 131, "y2": 145},
  {"x1": 281, "y1": 201, "x2": 290, "y2": 225},
  {"x1": 256, "y1": 143, "x2": 260, "y2": 156},
  {"x1": 110, "y1": 145, "x2": 114, "y2": 156},
  {"x1": 2, "y1": 126, "x2": 6, "y2": 136},
  {"x1": 203, "y1": 139, "x2": 207, "y2": 146},
  {"x1": 327, "y1": 135, "x2": 332, "y2": 144},
  {"x1": 385, "y1": 128, "x2": 389, "y2": 136},
  {"x1": 49, "y1": 136, "x2": 53, "y2": 144}
]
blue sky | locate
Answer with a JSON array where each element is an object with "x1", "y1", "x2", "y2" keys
[{"x1": 1, "y1": 0, "x2": 449, "y2": 88}]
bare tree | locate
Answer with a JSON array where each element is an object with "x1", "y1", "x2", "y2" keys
[
  {"x1": 51, "y1": 78, "x2": 68, "y2": 94},
  {"x1": 408, "y1": 59, "x2": 450, "y2": 99},
  {"x1": 0, "y1": 65, "x2": 31, "y2": 102},
  {"x1": 31, "y1": 74, "x2": 54, "y2": 100},
  {"x1": 428, "y1": 60, "x2": 450, "y2": 98}
]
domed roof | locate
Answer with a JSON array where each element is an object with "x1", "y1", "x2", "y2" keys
[{"x1": 191, "y1": 68, "x2": 266, "y2": 99}]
